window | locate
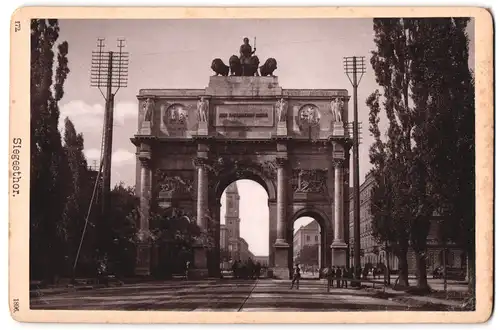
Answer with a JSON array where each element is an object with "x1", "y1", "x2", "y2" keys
[
  {"x1": 229, "y1": 221, "x2": 232, "y2": 225},
  {"x1": 315, "y1": 235, "x2": 318, "y2": 242},
  {"x1": 306, "y1": 235, "x2": 310, "y2": 242}
]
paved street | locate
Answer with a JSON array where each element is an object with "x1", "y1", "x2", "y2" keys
[{"x1": 30, "y1": 279, "x2": 459, "y2": 311}]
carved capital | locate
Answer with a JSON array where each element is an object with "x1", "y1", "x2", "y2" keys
[
  {"x1": 332, "y1": 159, "x2": 344, "y2": 169},
  {"x1": 193, "y1": 157, "x2": 210, "y2": 169},
  {"x1": 138, "y1": 150, "x2": 151, "y2": 166},
  {"x1": 276, "y1": 157, "x2": 288, "y2": 168},
  {"x1": 140, "y1": 158, "x2": 151, "y2": 168}
]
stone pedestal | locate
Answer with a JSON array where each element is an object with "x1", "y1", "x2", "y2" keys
[
  {"x1": 139, "y1": 121, "x2": 152, "y2": 135},
  {"x1": 191, "y1": 244, "x2": 208, "y2": 279},
  {"x1": 331, "y1": 242, "x2": 348, "y2": 267},
  {"x1": 332, "y1": 121, "x2": 345, "y2": 136},
  {"x1": 273, "y1": 242, "x2": 290, "y2": 279},
  {"x1": 197, "y1": 121, "x2": 208, "y2": 136},
  {"x1": 276, "y1": 121, "x2": 287, "y2": 136},
  {"x1": 135, "y1": 242, "x2": 151, "y2": 276},
  {"x1": 205, "y1": 76, "x2": 282, "y2": 97}
]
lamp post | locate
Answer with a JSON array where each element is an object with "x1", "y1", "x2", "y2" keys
[{"x1": 344, "y1": 56, "x2": 366, "y2": 282}]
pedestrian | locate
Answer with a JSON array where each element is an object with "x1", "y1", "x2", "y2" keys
[
  {"x1": 342, "y1": 267, "x2": 348, "y2": 288},
  {"x1": 290, "y1": 264, "x2": 301, "y2": 289},
  {"x1": 336, "y1": 266, "x2": 342, "y2": 288},
  {"x1": 231, "y1": 260, "x2": 238, "y2": 279},
  {"x1": 326, "y1": 266, "x2": 334, "y2": 292},
  {"x1": 185, "y1": 261, "x2": 190, "y2": 280}
]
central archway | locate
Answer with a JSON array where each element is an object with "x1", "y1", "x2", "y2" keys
[
  {"x1": 218, "y1": 179, "x2": 270, "y2": 278},
  {"x1": 208, "y1": 167, "x2": 276, "y2": 277}
]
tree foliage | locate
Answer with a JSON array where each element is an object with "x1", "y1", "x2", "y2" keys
[
  {"x1": 296, "y1": 244, "x2": 320, "y2": 266},
  {"x1": 30, "y1": 19, "x2": 71, "y2": 282},
  {"x1": 146, "y1": 208, "x2": 212, "y2": 278},
  {"x1": 368, "y1": 18, "x2": 474, "y2": 290}
]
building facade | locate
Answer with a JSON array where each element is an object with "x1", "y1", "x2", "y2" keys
[
  {"x1": 348, "y1": 172, "x2": 466, "y2": 275},
  {"x1": 253, "y1": 256, "x2": 269, "y2": 267},
  {"x1": 293, "y1": 221, "x2": 321, "y2": 267}
]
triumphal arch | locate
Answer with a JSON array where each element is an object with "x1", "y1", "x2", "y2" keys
[{"x1": 131, "y1": 43, "x2": 352, "y2": 279}]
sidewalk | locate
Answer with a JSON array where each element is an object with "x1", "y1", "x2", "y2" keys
[
  {"x1": 364, "y1": 286, "x2": 469, "y2": 310},
  {"x1": 30, "y1": 277, "x2": 125, "y2": 298}
]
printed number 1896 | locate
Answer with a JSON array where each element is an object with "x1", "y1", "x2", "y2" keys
[{"x1": 12, "y1": 299, "x2": 19, "y2": 312}]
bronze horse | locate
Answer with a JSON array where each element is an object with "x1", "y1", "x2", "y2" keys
[{"x1": 211, "y1": 55, "x2": 262, "y2": 77}]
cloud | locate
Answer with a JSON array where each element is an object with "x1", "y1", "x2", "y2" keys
[
  {"x1": 59, "y1": 100, "x2": 138, "y2": 134},
  {"x1": 84, "y1": 148, "x2": 135, "y2": 167},
  {"x1": 112, "y1": 149, "x2": 135, "y2": 166},
  {"x1": 84, "y1": 148, "x2": 101, "y2": 161}
]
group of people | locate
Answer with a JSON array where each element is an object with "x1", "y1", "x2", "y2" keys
[
  {"x1": 231, "y1": 258, "x2": 263, "y2": 279},
  {"x1": 362, "y1": 264, "x2": 384, "y2": 280},
  {"x1": 289, "y1": 263, "x2": 387, "y2": 290},
  {"x1": 326, "y1": 266, "x2": 352, "y2": 289}
]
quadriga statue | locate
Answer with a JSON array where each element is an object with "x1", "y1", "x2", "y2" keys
[{"x1": 210, "y1": 38, "x2": 277, "y2": 77}]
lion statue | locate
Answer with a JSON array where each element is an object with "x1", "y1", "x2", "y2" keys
[
  {"x1": 259, "y1": 58, "x2": 277, "y2": 77},
  {"x1": 229, "y1": 55, "x2": 242, "y2": 76},
  {"x1": 211, "y1": 58, "x2": 229, "y2": 76},
  {"x1": 246, "y1": 55, "x2": 260, "y2": 76}
]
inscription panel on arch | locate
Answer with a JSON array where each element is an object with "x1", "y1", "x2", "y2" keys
[{"x1": 215, "y1": 104, "x2": 274, "y2": 127}]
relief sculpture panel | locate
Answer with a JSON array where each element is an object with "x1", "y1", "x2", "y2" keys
[
  {"x1": 156, "y1": 170, "x2": 194, "y2": 200},
  {"x1": 160, "y1": 103, "x2": 190, "y2": 136},
  {"x1": 292, "y1": 169, "x2": 328, "y2": 195}
]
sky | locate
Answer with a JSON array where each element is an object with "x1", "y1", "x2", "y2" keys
[{"x1": 57, "y1": 18, "x2": 475, "y2": 256}]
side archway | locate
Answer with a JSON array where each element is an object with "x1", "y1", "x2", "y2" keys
[{"x1": 289, "y1": 207, "x2": 333, "y2": 276}]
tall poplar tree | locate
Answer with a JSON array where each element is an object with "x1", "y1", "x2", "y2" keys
[
  {"x1": 368, "y1": 18, "x2": 475, "y2": 291},
  {"x1": 62, "y1": 118, "x2": 92, "y2": 275},
  {"x1": 30, "y1": 19, "x2": 70, "y2": 282},
  {"x1": 412, "y1": 18, "x2": 475, "y2": 294},
  {"x1": 369, "y1": 18, "x2": 432, "y2": 289}
]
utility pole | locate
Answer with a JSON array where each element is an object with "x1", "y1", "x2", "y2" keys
[
  {"x1": 90, "y1": 38, "x2": 129, "y2": 256},
  {"x1": 343, "y1": 56, "x2": 366, "y2": 280}
]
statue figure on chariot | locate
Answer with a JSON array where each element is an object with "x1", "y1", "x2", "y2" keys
[{"x1": 211, "y1": 37, "x2": 278, "y2": 77}]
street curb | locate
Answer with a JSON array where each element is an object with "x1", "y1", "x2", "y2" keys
[
  {"x1": 30, "y1": 284, "x2": 108, "y2": 298},
  {"x1": 365, "y1": 287, "x2": 466, "y2": 311}
]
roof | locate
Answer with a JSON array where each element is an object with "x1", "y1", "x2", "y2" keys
[
  {"x1": 303, "y1": 220, "x2": 320, "y2": 231},
  {"x1": 226, "y1": 182, "x2": 239, "y2": 195},
  {"x1": 294, "y1": 220, "x2": 320, "y2": 236}
]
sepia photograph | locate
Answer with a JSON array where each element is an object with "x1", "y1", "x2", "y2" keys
[{"x1": 9, "y1": 6, "x2": 493, "y2": 323}]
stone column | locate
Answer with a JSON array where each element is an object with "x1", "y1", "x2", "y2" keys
[
  {"x1": 135, "y1": 145, "x2": 152, "y2": 276},
  {"x1": 273, "y1": 157, "x2": 290, "y2": 279},
  {"x1": 331, "y1": 158, "x2": 348, "y2": 267},
  {"x1": 195, "y1": 157, "x2": 209, "y2": 229},
  {"x1": 192, "y1": 156, "x2": 209, "y2": 278}
]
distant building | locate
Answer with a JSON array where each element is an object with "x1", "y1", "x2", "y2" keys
[
  {"x1": 239, "y1": 237, "x2": 255, "y2": 261},
  {"x1": 253, "y1": 256, "x2": 269, "y2": 267},
  {"x1": 219, "y1": 182, "x2": 261, "y2": 264},
  {"x1": 349, "y1": 172, "x2": 466, "y2": 275},
  {"x1": 293, "y1": 221, "x2": 321, "y2": 267}
]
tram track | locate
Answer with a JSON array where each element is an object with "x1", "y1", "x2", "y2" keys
[{"x1": 237, "y1": 279, "x2": 259, "y2": 312}]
